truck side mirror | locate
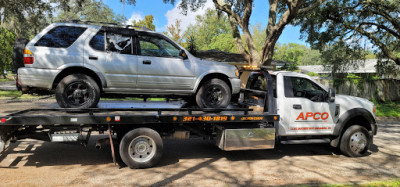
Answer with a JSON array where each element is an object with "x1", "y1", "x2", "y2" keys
[
  {"x1": 328, "y1": 88, "x2": 335, "y2": 102},
  {"x1": 179, "y1": 49, "x2": 188, "y2": 59}
]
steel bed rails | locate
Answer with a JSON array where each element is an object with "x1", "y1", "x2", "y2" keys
[
  {"x1": 5, "y1": 107, "x2": 254, "y2": 116},
  {"x1": 0, "y1": 108, "x2": 280, "y2": 126}
]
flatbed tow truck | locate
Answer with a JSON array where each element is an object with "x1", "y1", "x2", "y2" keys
[{"x1": 0, "y1": 68, "x2": 377, "y2": 169}]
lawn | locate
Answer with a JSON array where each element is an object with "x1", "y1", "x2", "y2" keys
[
  {"x1": 322, "y1": 178, "x2": 400, "y2": 187},
  {"x1": 376, "y1": 102, "x2": 400, "y2": 118}
]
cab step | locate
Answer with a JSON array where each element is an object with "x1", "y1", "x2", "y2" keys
[{"x1": 280, "y1": 138, "x2": 330, "y2": 144}]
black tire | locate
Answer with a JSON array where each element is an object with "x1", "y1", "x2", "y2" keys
[
  {"x1": 119, "y1": 128, "x2": 163, "y2": 169},
  {"x1": 13, "y1": 38, "x2": 29, "y2": 73},
  {"x1": 339, "y1": 125, "x2": 371, "y2": 157},
  {"x1": 55, "y1": 74, "x2": 100, "y2": 108},
  {"x1": 196, "y1": 78, "x2": 231, "y2": 108}
]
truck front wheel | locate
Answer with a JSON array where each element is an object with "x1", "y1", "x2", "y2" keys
[
  {"x1": 119, "y1": 128, "x2": 163, "y2": 169},
  {"x1": 339, "y1": 125, "x2": 371, "y2": 157}
]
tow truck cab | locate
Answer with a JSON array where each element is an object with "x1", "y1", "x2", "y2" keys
[{"x1": 240, "y1": 68, "x2": 377, "y2": 157}]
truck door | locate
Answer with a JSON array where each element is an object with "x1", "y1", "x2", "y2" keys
[{"x1": 281, "y1": 76, "x2": 338, "y2": 135}]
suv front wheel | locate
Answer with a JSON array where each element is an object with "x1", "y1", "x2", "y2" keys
[
  {"x1": 56, "y1": 74, "x2": 100, "y2": 108},
  {"x1": 196, "y1": 78, "x2": 231, "y2": 108}
]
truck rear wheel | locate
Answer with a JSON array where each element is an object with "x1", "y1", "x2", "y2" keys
[
  {"x1": 119, "y1": 128, "x2": 163, "y2": 169},
  {"x1": 196, "y1": 78, "x2": 231, "y2": 108},
  {"x1": 340, "y1": 125, "x2": 371, "y2": 157},
  {"x1": 55, "y1": 74, "x2": 100, "y2": 108}
]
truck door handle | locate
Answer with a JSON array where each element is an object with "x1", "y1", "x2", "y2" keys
[
  {"x1": 88, "y1": 56, "x2": 98, "y2": 60},
  {"x1": 293, "y1": 104, "x2": 302, "y2": 109},
  {"x1": 143, "y1": 60, "x2": 151, "y2": 65}
]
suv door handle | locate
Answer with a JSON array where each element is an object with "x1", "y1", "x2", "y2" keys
[
  {"x1": 293, "y1": 104, "x2": 302, "y2": 109},
  {"x1": 143, "y1": 60, "x2": 151, "y2": 65},
  {"x1": 88, "y1": 56, "x2": 98, "y2": 60}
]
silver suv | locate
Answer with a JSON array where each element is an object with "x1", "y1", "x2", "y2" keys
[{"x1": 15, "y1": 22, "x2": 241, "y2": 108}]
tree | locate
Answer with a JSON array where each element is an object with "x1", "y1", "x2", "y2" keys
[
  {"x1": 296, "y1": 0, "x2": 400, "y2": 65},
  {"x1": 165, "y1": 19, "x2": 183, "y2": 45},
  {"x1": 163, "y1": 0, "x2": 325, "y2": 66},
  {"x1": 0, "y1": 0, "x2": 86, "y2": 39},
  {"x1": 299, "y1": 49, "x2": 322, "y2": 65},
  {"x1": 0, "y1": 28, "x2": 15, "y2": 78},
  {"x1": 132, "y1": 15, "x2": 156, "y2": 31},
  {"x1": 184, "y1": 9, "x2": 235, "y2": 52},
  {"x1": 209, "y1": 33, "x2": 238, "y2": 53},
  {"x1": 57, "y1": 0, "x2": 125, "y2": 24},
  {"x1": 321, "y1": 40, "x2": 365, "y2": 78},
  {"x1": 274, "y1": 43, "x2": 308, "y2": 64}
]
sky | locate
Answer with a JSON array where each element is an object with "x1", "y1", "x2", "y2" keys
[{"x1": 103, "y1": 0, "x2": 306, "y2": 45}]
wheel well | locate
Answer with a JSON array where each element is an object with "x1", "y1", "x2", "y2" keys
[
  {"x1": 342, "y1": 115, "x2": 371, "y2": 133},
  {"x1": 196, "y1": 73, "x2": 232, "y2": 92},
  {"x1": 52, "y1": 67, "x2": 103, "y2": 91}
]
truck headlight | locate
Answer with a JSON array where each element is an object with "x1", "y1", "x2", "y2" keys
[
  {"x1": 373, "y1": 106, "x2": 377, "y2": 114},
  {"x1": 235, "y1": 69, "x2": 239, "y2": 77}
]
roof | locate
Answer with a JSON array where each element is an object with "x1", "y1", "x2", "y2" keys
[{"x1": 298, "y1": 59, "x2": 378, "y2": 74}]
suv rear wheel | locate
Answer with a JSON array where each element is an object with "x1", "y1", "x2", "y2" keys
[
  {"x1": 56, "y1": 74, "x2": 100, "y2": 108},
  {"x1": 196, "y1": 78, "x2": 231, "y2": 108}
]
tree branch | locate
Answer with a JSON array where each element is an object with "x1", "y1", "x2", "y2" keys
[
  {"x1": 359, "y1": 22, "x2": 400, "y2": 40},
  {"x1": 351, "y1": 25, "x2": 400, "y2": 65},
  {"x1": 212, "y1": 0, "x2": 241, "y2": 26},
  {"x1": 298, "y1": 0, "x2": 326, "y2": 15}
]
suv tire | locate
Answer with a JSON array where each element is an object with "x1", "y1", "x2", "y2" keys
[
  {"x1": 339, "y1": 125, "x2": 371, "y2": 157},
  {"x1": 56, "y1": 74, "x2": 100, "y2": 108},
  {"x1": 196, "y1": 78, "x2": 231, "y2": 108}
]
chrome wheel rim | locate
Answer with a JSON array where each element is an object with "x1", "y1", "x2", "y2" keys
[
  {"x1": 349, "y1": 131, "x2": 367, "y2": 153},
  {"x1": 128, "y1": 135, "x2": 156, "y2": 163}
]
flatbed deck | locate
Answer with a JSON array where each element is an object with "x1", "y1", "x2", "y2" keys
[{"x1": 0, "y1": 107, "x2": 278, "y2": 126}]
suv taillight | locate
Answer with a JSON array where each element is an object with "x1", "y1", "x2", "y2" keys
[{"x1": 23, "y1": 49, "x2": 34, "y2": 64}]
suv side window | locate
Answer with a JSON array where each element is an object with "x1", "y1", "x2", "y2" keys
[
  {"x1": 89, "y1": 31, "x2": 105, "y2": 51},
  {"x1": 284, "y1": 76, "x2": 326, "y2": 101},
  {"x1": 138, "y1": 35, "x2": 180, "y2": 58},
  {"x1": 106, "y1": 33, "x2": 132, "y2": 54},
  {"x1": 35, "y1": 26, "x2": 87, "y2": 48}
]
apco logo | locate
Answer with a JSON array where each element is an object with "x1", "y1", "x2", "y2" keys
[{"x1": 296, "y1": 112, "x2": 329, "y2": 121}]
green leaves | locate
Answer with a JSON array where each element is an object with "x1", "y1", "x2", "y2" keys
[
  {"x1": 132, "y1": 15, "x2": 156, "y2": 31},
  {"x1": 0, "y1": 28, "x2": 15, "y2": 78}
]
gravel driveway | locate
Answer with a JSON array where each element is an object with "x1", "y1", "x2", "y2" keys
[{"x1": 0, "y1": 100, "x2": 399, "y2": 186}]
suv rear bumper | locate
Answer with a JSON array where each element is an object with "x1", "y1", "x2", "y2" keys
[{"x1": 18, "y1": 68, "x2": 60, "y2": 89}]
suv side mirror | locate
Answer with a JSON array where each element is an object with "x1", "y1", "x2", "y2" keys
[
  {"x1": 328, "y1": 88, "x2": 335, "y2": 102},
  {"x1": 179, "y1": 49, "x2": 188, "y2": 59}
]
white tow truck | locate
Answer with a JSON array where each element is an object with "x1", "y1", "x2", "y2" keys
[{"x1": 0, "y1": 67, "x2": 377, "y2": 168}]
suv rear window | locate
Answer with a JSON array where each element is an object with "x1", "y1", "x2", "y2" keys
[{"x1": 35, "y1": 26, "x2": 87, "y2": 48}]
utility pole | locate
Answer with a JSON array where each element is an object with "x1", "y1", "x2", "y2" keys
[{"x1": 122, "y1": 0, "x2": 125, "y2": 18}]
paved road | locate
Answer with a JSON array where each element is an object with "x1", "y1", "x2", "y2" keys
[{"x1": 0, "y1": 100, "x2": 399, "y2": 186}]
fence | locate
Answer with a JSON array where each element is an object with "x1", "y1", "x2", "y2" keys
[{"x1": 315, "y1": 78, "x2": 400, "y2": 102}]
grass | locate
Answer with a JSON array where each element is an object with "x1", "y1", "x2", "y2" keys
[
  {"x1": 320, "y1": 178, "x2": 400, "y2": 187},
  {"x1": 376, "y1": 102, "x2": 400, "y2": 118}
]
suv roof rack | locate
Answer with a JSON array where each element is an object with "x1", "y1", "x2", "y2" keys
[{"x1": 61, "y1": 20, "x2": 152, "y2": 31}]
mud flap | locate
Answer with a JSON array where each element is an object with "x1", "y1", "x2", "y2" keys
[{"x1": 0, "y1": 138, "x2": 11, "y2": 154}]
